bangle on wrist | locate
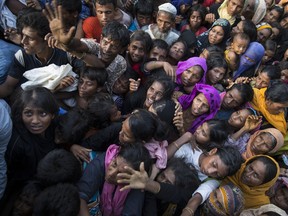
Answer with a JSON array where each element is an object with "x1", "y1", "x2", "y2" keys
[
  {"x1": 173, "y1": 141, "x2": 180, "y2": 149},
  {"x1": 183, "y1": 207, "x2": 194, "y2": 216}
]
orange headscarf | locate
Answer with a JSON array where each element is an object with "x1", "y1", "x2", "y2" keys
[{"x1": 223, "y1": 155, "x2": 280, "y2": 209}]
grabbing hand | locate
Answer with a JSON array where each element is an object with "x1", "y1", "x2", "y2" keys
[
  {"x1": 243, "y1": 115, "x2": 262, "y2": 132},
  {"x1": 117, "y1": 162, "x2": 149, "y2": 191},
  {"x1": 54, "y1": 76, "x2": 75, "y2": 92},
  {"x1": 163, "y1": 62, "x2": 175, "y2": 80},
  {"x1": 205, "y1": 13, "x2": 216, "y2": 24},
  {"x1": 70, "y1": 144, "x2": 92, "y2": 163},
  {"x1": 129, "y1": 78, "x2": 141, "y2": 92}
]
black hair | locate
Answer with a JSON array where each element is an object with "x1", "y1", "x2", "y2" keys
[
  {"x1": 13, "y1": 181, "x2": 43, "y2": 216},
  {"x1": 165, "y1": 157, "x2": 200, "y2": 188},
  {"x1": 229, "y1": 83, "x2": 254, "y2": 104},
  {"x1": 80, "y1": 66, "x2": 108, "y2": 88},
  {"x1": 128, "y1": 109, "x2": 169, "y2": 142},
  {"x1": 18, "y1": 10, "x2": 50, "y2": 38},
  {"x1": 134, "y1": 0, "x2": 153, "y2": 15},
  {"x1": 118, "y1": 143, "x2": 152, "y2": 173},
  {"x1": 96, "y1": 0, "x2": 117, "y2": 8},
  {"x1": 270, "y1": 21, "x2": 283, "y2": 42},
  {"x1": 36, "y1": 149, "x2": 82, "y2": 187},
  {"x1": 55, "y1": 108, "x2": 90, "y2": 145},
  {"x1": 57, "y1": 0, "x2": 82, "y2": 13},
  {"x1": 152, "y1": 39, "x2": 169, "y2": 52},
  {"x1": 151, "y1": 99, "x2": 176, "y2": 126},
  {"x1": 130, "y1": 30, "x2": 153, "y2": 53},
  {"x1": 265, "y1": 79, "x2": 288, "y2": 103},
  {"x1": 264, "y1": 39, "x2": 277, "y2": 53},
  {"x1": 87, "y1": 98, "x2": 117, "y2": 129},
  {"x1": 203, "y1": 45, "x2": 224, "y2": 57},
  {"x1": 169, "y1": 39, "x2": 189, "y2": 60},
  {"x1": 11, "y1": 87, "x2": 59, "y2": 125},
  {"x1": 102, "y1": 21, "x2": 130, "y2": 48},
  {"x1": 248, "y1": 156, "x2": 278, "y2": 184},
  {"x1": 207, "y1": 54, "x2": 228, "y2": 71},
  {"x1": 215, "y1": 146, "x2": 243, "y2": 176},
  {"x1": 206, "y1": 120, "x2": 229, "y2": 144},
  {"x1": 232, "y1": 32, "x2": 250, "y2": 43},
  {"x1": 279, "y1": 60, "x2": 288, "y2": 70},
  {"x1": 178, "y1": 30, "x2": 197, "y2": 49},
  {"x1": 187, "y1": 4, "x2": 208, "y2": 26},
  {"x1": 242, "y1": 20, "x2": 257, "y2": 42},
  {"x1": 33, "y1": 183, "x2": 80, "y2": 216},
  {"x1": 260, "y1": 65, "x2": 281, "y2": 80},
  {"x1": 270, "y1": 5, "x2": 284, "y2": 22}
]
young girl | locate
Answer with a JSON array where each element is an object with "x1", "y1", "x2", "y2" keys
[{"x1": 166, "y1": 39, "x2": 188, "y2": 66}]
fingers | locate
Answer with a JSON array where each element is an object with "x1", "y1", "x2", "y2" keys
[
  {"x1": 129, "y1": 78, "x2": 141, "y2": 91},
  {"x1": 61, "y1": 76, "x2": 75, "y2": 88},
  {"x1": 43, "y1": 3, "x2": 54, "y2": 21},
  {"x1": 52, "y1": 0, "x2": 59, "y2": 19},
  {"x1": 139, "y1": 162, "x2": 145, "y2": 173}
]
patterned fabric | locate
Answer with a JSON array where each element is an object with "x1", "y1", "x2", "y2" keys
[
  {"x1": 203, "y1": 182, "x2": 245, "y2": 216},
  {"x1": 178, "y1": 84, "x2": 221, "y2": 133}
]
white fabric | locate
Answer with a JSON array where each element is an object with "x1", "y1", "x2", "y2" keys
[{"x1": 21, "y1": 64, "x2": 78, "y2": 92}]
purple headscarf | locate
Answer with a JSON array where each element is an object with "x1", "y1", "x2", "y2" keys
[
  {"x1": 233, "y1": 42, "x2": 265, "y2": 80},
  {"x1": 178, "y1": 83, "x2": 221, "y2": 133},
  {"x1": 176, "y1": 57, "x2": 208, "y2": 85}
]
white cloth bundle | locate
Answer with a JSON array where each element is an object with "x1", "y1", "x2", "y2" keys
[{"x1": 21, "y1": 64, "x2": 78, "y2": 92}]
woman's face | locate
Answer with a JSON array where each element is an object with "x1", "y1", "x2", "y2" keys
[
  {"x1": 156, "y1": 167, "x2": 176, "y2": 185},
  {"x1": 241, "y1": 160, "x2": 267, "y2": 187},
  {"x1": 191, "y1": 93, "x2": 210, "y2": 116},
  {"x1": 22, "y1": 105, "x2": 54, "y2": 136},
  {"x1": 144, "y1": 81, "x2": 165, "y2": 108},
  {"x1": 181, "y1": 65, "x2": 203, "y2": 87},
  {"x1": 78, "y1": 76, "x2": 98, "y2": 98},
  {"x1": 189, "y1": 11, "x2": 202, "y2": 30},
  {"x1": 105, "y1": 156, "x2": 131, "y2": 185},
  {"x1": 232, "y1": 21, "x2": 244, "y2": 35},
  {"x1": 169, "y1": 42, "x2": 186, "y2": 61},
  {"x1": 264, "y1": 9, "x2": 281, "y2": 23},
  {"x1": 270, "y1": 187, "x2": 288, "y2": 211},
  {"x1": 207, "y1": 67, "x2": 226, "y2": 84},
  {"x1": 227, "y1": 0, "x2": 245, "y2": 16},
  {"x1": 265, "y1": 99, "x2": 288, "y2": 115},
  {"x1": 257, "y1": 29, "x2": 272, "y2": 44},
  {"x1": 228, "y1": 109, "x2": 251, "y2": 129},
  {"x1": 250, "y1": 132, "x2": 275, "y2": 154},
  {"x1": 194, "y1": 122, "x2": 210, "y2": 144},
  {"x1": 119, "y1": 118, "x2": 135, "y2": 144},
  {"x1": 255, "y1": 72, "x2": 270, "y2": 89},
  {"x1": 241, "y1": 0, "x2": 255, "y2": 20},
  {"x1": 208, "y1": 26, "x2": 225, "y2": 45}
]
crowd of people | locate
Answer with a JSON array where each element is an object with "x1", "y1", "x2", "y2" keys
[{"x1": 1, "y1": 0, "x2": 288, "y2": 215}]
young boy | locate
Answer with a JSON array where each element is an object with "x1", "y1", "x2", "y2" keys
[{"x1": 230, "y1": 32, "x2": 250, "y2": 55}]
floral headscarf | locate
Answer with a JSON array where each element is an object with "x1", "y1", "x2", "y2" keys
[
  {"x1": 176, "y1": 57, "x2": 207, "y2": 85},
  {"x1": 233, "y1": 42, "x2": 265, "y2": 80},
  {"x1": 178, "y1": 83, "x2": 221, "y2": 133},
  {"x1": 197, "y1": 18, "x2": 231, "y2": 52}
]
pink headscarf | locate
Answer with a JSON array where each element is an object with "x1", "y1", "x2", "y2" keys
[
  {"x1": 178, "y1": 84, "x2": 221, "y2": 133},
  {"x1": 176, "y1": 57, "x2": 208, "y2": 85},
  {"x1": 100, "y1": 144, "x2": 130, "y2": 216}
]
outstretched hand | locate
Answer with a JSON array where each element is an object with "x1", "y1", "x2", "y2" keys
[
  {"x1": 42, "y1": 0, "x2": 75, "y2": 45},
  {"x1": 243, "y1": 115, "x2": 262, "y2": 132},
  {"x1": 117, "y1": 162, "x2": 149, "y2": 191}
]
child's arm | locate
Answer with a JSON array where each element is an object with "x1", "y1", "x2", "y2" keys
[
  {"x1": 144, "y1": 61, "x2": 175, "y2": 78},
  {"x1": 167, "y1": 132, "x2": 193, "y2": 159}
]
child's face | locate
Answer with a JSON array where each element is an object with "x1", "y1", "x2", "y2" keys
[
  {"x1": 228, "y1": 109, "x2": 251, "y2": 129},
  {"x1": 95, "y1": 3, "x2": 115, "y2": 27},
  {"x1": 136, "y1": 13, "x2": 153, "y2": 27},
  {"x1": 231, "y1": 37, "x2": 249, "y2": 55},
  {"x1": 149, "y1": 47, "x2": 167, "y2": 61},
  {"x1": 262, "y1": 50, "x2": 275, "y2": 63},
  {"x1": 22, "y1": 105, "x2": 54, "y2": 136},
  {"x1": 207, "y1": 67, "x2": 226, "y2": 85},
  {"x1": 112, "y1": 75, "x2": 129, "y2": 95},
  {"x1": 200, "y1": 148, "x2": 229, "y2": 179},
  {"x1": 194, "y1": 122, "x2": 210, "y2": 144},
  {"x1": 189, "y1": 11, "x2": 202, "y2": 29},
  {"x1": 78, "y1": 76, "x2": 98, "y2": 98},
  {"x1": 100, "y1": 36, "x2": 123, "y2": 63},
  {"x1": 255, "y1": 72, "x2": 270, "y2": 89},
  {"x1": 225, "y1": 50, "x2": 238, "y2": 71},
  {"x1": 169, "y1": 42, "x2": 186, "y2": 61},
  {"x1": 181, "y1": 65, "x2": 203, "y2": 87},
  {"x1": 119, "y1": 118, "x2": 135, "y2": 144},
  {"x1": 127, "y1": 40, "x2": 145, "y2": 63}
]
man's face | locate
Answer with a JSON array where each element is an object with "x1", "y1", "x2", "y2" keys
[
  {"x1": 96, "y1": 3, "x2": 115, "y2": 27},
  {"x1": 156, "y1": 11, "x2": 174, "y2": 33},
  {"x1": 21, "y1": 27, "x2": 47, "y2": 55},
  {"x1": 136, "y1": 13, "x2": 153, "y2": 28},
  {"x1": 100, "y1": 36, "x2": 123, "y2": 63}
]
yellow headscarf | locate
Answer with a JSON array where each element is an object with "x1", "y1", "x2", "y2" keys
[
  {"x1": 242, "y1": 128, "x2": 284, "y2": 160},
  {"x1": 251, "y1": 88, "x2": 287, "y2": 137},
  {"x1": 223, "y1": 155, "x2": 280, "y2": 209},
  {"x1": 257, "y1": 22, "x2": 272, "y2": 31},
  {"x1": 218, "y1": 0, "x2": 248, "y2": 25}
]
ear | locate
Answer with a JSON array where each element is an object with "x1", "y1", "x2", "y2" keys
[{"x1": 209, "y1": 148, "x2": 218, "y2": 155}]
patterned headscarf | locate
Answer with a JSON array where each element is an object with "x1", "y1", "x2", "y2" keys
[
  {"x1": 197, "y1": 18, "x2": 231, "y2": 52},
  {"x1": 176, "y1": 57, "x2": 207, "y2": 85},
  {"x1": 233, "y1": 42, "x2": 265, "y2": 80},
  {"x1": 203, "y1": 182, "x2": 245, "y2": 216},
  {"x1": 256, "y1": 22, "x2": 272, "y2": 31},
  {"x1": 178, "y1": 83, "x2": 221, "y2": 133}
]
